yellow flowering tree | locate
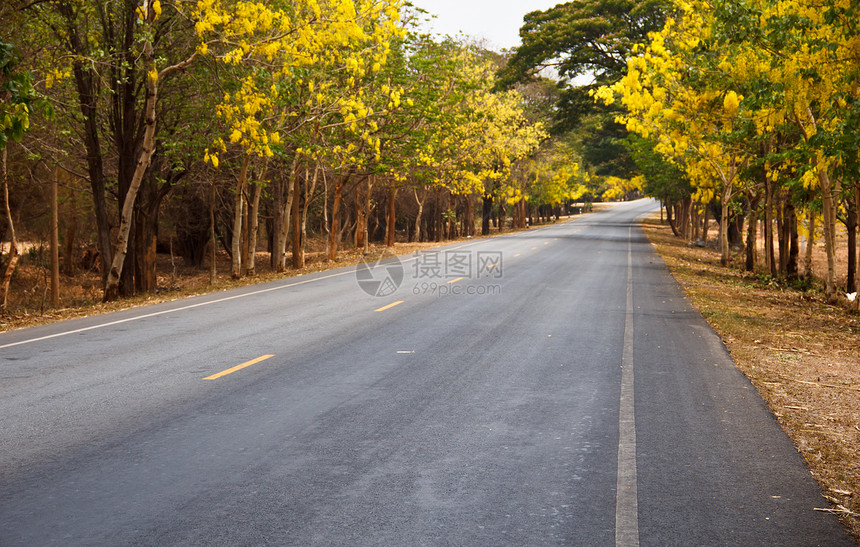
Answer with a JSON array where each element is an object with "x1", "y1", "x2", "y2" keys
[
  {"x1": 1, "y1": 39, "x2": 43, "y2": 309},
  {"x1": 599, "y1": 0, "x2": 860, "y2": 297},
  {"x1": 401, "y1": 47, "x2": 546, "y2": 235},
  {"x1": 504, "y1": 137, "x2": 586, "y2": 228},
  {"x1": 195, "y1": 0, "x2": 404, "y2": 273},
  {"x1": 602, "y1": 175, "x2": 645, "y2": 201},
  {"x1": 747, "y1": 0, "x2": 860, "y2": 300},
  {"x1": 595, "y1": 0, "x2": 755, "y2": 265}
]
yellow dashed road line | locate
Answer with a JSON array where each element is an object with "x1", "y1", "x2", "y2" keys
[
  {"x1": 375, "y1": 300, "x2": 404, "y2": 312},
  {"x1": 204, "y1": 355, "x2": 275, "y2": 380}
]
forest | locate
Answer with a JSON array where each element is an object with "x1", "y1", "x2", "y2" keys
[{"x1": 1, "y1": 0, "x2": 858, "y2": 314}]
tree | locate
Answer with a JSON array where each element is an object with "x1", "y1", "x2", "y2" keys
[
  {"x1": 498, "y1": 0, "x2": 668, "y2": 128},
  {"x1": 12, "y1": 0, "x2": 203, "y2": 301},
  {"x1": 199, "y1": 0, "x2": 405, "y2": 272},
  {"x1": 0, "y1": 39, "x2": 39, "y2": 310},
  {"x1": 495, "y1": 0, "x2": 670, "y2": 208},
  {"x1": 595, "y1": 2, "x2": 756, "y2": 265},
  {"x1": 626, "y1": 134, "x2": 691, "y2": 233}
]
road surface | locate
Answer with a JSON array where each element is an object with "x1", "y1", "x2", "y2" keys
[{"x1": 0, "y1": 199, "x2": 852, "y2": 545}]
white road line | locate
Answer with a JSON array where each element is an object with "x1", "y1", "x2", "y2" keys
[
  {"x1": 616, "y1": 225, "x2": 640, "y2": 546},
  {"x1": 0, "y1": 269, "x2": 358, "y2": 350}
]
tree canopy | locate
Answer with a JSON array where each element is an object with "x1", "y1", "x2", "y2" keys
[
  {"x1": 595, "y1": 0, "x2": 860, "y2": 299},
  {"x1": 497, "y1": 0, "x2": 669, "y2": 132}
]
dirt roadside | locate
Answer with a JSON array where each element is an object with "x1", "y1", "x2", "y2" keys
[{"x1": 641, "y1": 215, "x2": 860, "y2": 543}]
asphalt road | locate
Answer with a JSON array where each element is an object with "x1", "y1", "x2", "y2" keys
[{"x1": 0, "y1": 199, "x2": 852, "y2": 546}]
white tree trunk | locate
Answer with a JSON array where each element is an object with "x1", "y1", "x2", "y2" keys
[
  {"x1": 817, "y1": 168, "x2": 839, "y2": 301},
  {"x1": 231, "y1": 155, "x2": 249, "y2": 279},
  {"x1": 244, "y1": 161, "x2": 265, "y2": 276},
  {"x1": 275, "y1": 155, "x2": 299, "y2": 272},
  {"x1": 103, "y1": 14, "x2": 159, "y2": 301}
]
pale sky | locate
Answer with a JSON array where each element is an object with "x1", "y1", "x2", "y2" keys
[{"x1": 409, "y1": 1, "x2": 564, "y2": 52}]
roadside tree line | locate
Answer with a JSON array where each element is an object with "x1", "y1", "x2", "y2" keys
[
  {"x1": 0, "y1": 0, "x2": 592, "y2": 307},
  {"x1": 594, "y1": 0, "x2": 860, "y2": 303}
]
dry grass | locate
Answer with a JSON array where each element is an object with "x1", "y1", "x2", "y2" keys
[{"x1": 642, "y1": 215, "x2": 860, "y2": 542}]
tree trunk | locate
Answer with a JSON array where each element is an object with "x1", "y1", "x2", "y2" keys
[
  {"x1": 719, "y1": 167, "x2": 736, "y2": 266},
  {"x1": 691, "y1": 203, "x2": 700, "y2": 242},
  {"x1": 680, "y1": 196, "x2": 692, "y2": 240},
  {"x1": 777, "y1": 194, "x2": 788, "y2": 274},
  {"x1": 301, "y1": 164, "x2": 320, "y2": 258},
  {"x1": 512, "y1": 199, "x2": 520, "y2": 229},
  {"x1": 354, "y1": 183, "x2": 366, "y2": 250},
  {"x1": 209, "y1": 180, "x2": 216, "y2": 284},
  {"x1": 431, "y1": 194, "x2": 440, "y2": 241},
  {"x1": 482, "y1": 194, "x2": 492, "y2": 236},
  {"x1": 1, "y1": 148, "x2": 20, "y2": 311},
  {"x1": 674, "y1": 202, "x2": 681, "y2": 232},
  {"x1": 354, "y1": 176, "x2": 368, "y2": 251},
  {"x1": 272, "y1": 155, "x2": 299, "y2": 272},
  {"x1": 447, "y1": 194, "x2": 456, "y2": 239},
  {"x1": 328, "y1": 176, "x2": 345, "y2": 260},
  {"x1": 103, "y1": 31, "x2": 159, "y2": 302},
  {"x1": 271, "y1": 171, "x2": 284, "y2": 270},
  {"x1": 291, "y1": 165, "x2": 303, "y2": 268},
  {"x1": 745, "y1": 195, "x2": 759, "y2": 272},
  {"x1": 230, "y1": 155, "x2": 249, "y2": 279},
  {"x1": 134, "y1": 167, "x2": 169, "y2": 293},
  {"x1": 323, "y1": 170, "x2": 331, "y2": 257},
  {"x1": 412, "y1": 187, "x2": 426, "y2": 243},
  {"x1": 276, "y1": 156, "x2": 299, "y2": 272},
  {"x1": 240, "y1": 181, "x2": 251, "y2": 276},
  {"x1": 728, "y1": 213, "x2": 744, "y2": 250},
  {"x1": 135, "y1": 205, "x2": 158, "y2": 293},
  {"x1": 764, "y1": 177, "x2": 776, "y2": 276},
  {"x1": 69, "y1": 46, "x2": 112, "y2": 284},
  {"x1": 521, "y1": 200, "x2": 527, "y2": 228},
  {"x1": 666, "y1": 201, "x2": 680, "y2": 237},
  {"x1": 797, "y1": 106, "x2": 839, "y2": 300},
  {"x1": 804, "y1": 209, "x2": 816, "y2": 279},
  {"x1": 817, "y1": 169, "x2": 840, "y2": 301},
  {"x1": 51, "y1": 169, "x2": 60, "y2": 307},
  {"x1": 855, "y1": 184, "x2": 860, "y2": 308},
  {"x1": 719, "y1": 199, "x2": 730, "y2": 266},
  {"x1": 846, "y1": 201, "x2": 857, "y2": 294},
  {"x1": 787, "y1": 200, "x2": 799, "y2": 279},
  {"x1": 386, "y1": 184, "x2": 397, "y2": 247},
  {"x1": 245, "y1": 175, "x2": 263, "y2": 276},
  {"x1": 64, "y1": 211, "x2": 77, "y2": 277},
  {"x1": 465, "y1": 194, "x2": 475, "y2": 236}
]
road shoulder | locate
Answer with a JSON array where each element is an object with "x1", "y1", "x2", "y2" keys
[{"x1": 641, "y1": 215, "x2": 860, "y2": 542}]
